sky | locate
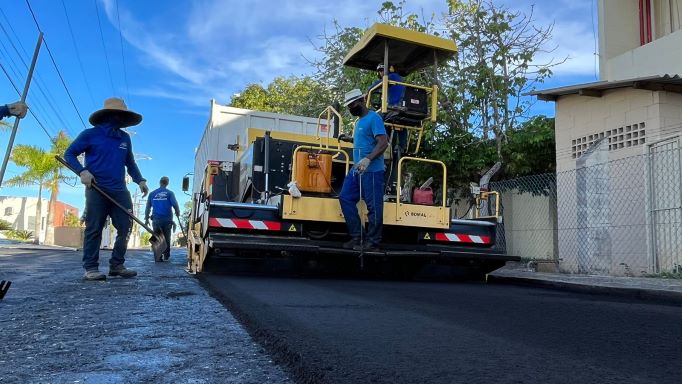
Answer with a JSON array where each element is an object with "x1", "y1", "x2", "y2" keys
[{"x1": 0, "y1": 0, "x2": 599, "y2": 216}]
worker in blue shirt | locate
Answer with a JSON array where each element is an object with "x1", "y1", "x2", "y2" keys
[
  {"x1": 0, "y1": 101, "x2": 27, "y2": 120},
  {"x1": 339, "y1": 89, "x2": 388, "y2": 252},
  {"x1": 145, "y1": 176, "x2": 180, "y2": 261},
  {"x1": 369, "y1": 63, "x2": 407, "y2": 151},
  {"x1": 64, "y1": 97, "x2": 148, "y2": 281}
]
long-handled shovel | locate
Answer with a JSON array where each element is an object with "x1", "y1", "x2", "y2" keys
[{"x1": 55, "y1": 156, "x2": 167, "y2": 261}]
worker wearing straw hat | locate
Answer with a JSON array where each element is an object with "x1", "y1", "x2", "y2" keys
[{"x1": 64, "y1": 97, "x2": 148, "y2": 281}]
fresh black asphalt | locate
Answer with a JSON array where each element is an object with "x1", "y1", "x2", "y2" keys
[{"x1": 201, "y1": 272, "x2": 682, "y2": 384}]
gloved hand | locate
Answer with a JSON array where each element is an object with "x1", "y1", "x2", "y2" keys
[
  {"x1": 139, "y1": 180, "x2": 148, "y2": 197},
  {"x1": 145, "y1": 217, "x2": 150, "y2": 226},
  {"x1": 7, "y1": 101, "x2": 27, "y2": 118},
  {"x1": 338, "y1": 133, "x2": 353, "y2": 143},
  {"x1": 353, "y1": 157, "x2": 371, "y2": 174},
  {"x1": 172, "y1": 222, "x2": 177, "y2": 232},
  {"x1": 79, "y1": 170, "x2": 95, "y2": 188}
]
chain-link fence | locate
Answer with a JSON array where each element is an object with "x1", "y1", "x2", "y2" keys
[{"x1": 490, "y1": 140, "x2": 682, "y2": 277}]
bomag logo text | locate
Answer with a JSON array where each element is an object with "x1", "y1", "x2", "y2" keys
[{"x1": 404, "y1": 211, "x2": 428, "y2": 218}]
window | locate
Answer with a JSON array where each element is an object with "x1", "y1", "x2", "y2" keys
[{"x1": 4, "y1": 207, "x2": 12, "y2": 216}]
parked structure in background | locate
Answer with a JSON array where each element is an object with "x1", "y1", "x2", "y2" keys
[
  {"x1": 524, "y1": 0, "x2": 682, "y2": 276},
  {"x1": 0, "y1": 196, "x2": 78, "y2": 243}
]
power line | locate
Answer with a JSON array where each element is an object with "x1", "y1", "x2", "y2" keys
[
  {"x1": 24, "y1": 0, "x2": 88, "y2": 129},
  {"x1": 0, "y1": 37, "x2": 61, "y2": 137},
  {"x1": 60, "y1": 0, "x2": 96, "y2": 110},
  {"x1": 0, "y1": 61, "x2": 59, "y2": 142},
  {"x1": 94, "y1": 0, "x2": 117, "y2": 96},
  {"x1": 0, "y1": 8, "x2": 74, "y2": 136},
  {"x1": 115, "y1": 0, "x2": 131, "y2": 104}
]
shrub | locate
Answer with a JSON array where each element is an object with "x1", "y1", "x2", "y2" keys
[
  {"x1": 0, "y1": 219, "x2": 12, "y2": 231},
  {"x1": 6, "y1": 229, "x2": 33, "y2": 241}
]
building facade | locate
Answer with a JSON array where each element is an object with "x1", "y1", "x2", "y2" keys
[
  {"x1": 531, "y1": 0, "x2": 682, "y2": 275},
  {"x1": 0, "y1": 196, "x2": 79, "y2": 243}
]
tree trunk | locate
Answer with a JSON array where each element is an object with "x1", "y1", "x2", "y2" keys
[
  {"x1": 34, "y1": 182, "x2": 43, "y2": 244},
  {"x1": 45, "y1": 188, "x2": 57, "y2": 245}
]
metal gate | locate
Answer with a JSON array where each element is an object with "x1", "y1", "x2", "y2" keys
[{"x1": 646, "y1": 136, "x2": 682, "y2": 273}]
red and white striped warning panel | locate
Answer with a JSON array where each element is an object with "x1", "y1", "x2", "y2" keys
[
  {"x1": 424, "y1": 232, "x2": 491, "y2": 244},
  {"x1": 209, "y1": 218, "x2": 282, "y2": 231}
]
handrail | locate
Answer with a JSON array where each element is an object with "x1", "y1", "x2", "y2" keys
[
  {"x1": 317, "y1": 105, "x2": 344, "y2": 153},
  {"x1": 396, "y1": 156, "x2": 448, "y2": 225},
  {"x1": 474, "y1": 191, "x2": 501, "y2": 220}
]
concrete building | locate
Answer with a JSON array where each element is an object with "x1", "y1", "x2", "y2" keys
[
  {"x1": 531, "y1": 0, "x2": 682, "y2": 275},
  {"x1": 0, "y1": 196, "x2": 78, "y2": 243}
]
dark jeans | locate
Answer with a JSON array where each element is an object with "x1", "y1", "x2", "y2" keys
[
  {"x1": 152, "y1": 219, "x2": 173, "y2": 257},
  {"x1": 83, "y1": 188, "x2": 133, "y2": 271},
  {"x1": 339, "y1": 170, "x2": 384, "y2": 246}
]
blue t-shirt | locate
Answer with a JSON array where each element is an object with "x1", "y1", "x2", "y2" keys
[
  {"x1": 369, "y1": 72, "x2": 405, "y2": 106},
  {"x1": 353, "y1": 110, "x2": 387, "y2": 173},
  {"x1": 145, "y1": 187, "x2": 180, "y2": 221},
  {"x1": 0, "y1": 105, "x2": 9, "y2": 120},
  {"x1": 64, "y1": 122, "x2": 145, "y2": 192}
]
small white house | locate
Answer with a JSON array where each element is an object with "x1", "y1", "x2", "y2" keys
[{"x1": 0, "y1": 196, "x2": 49, "y2": 242}]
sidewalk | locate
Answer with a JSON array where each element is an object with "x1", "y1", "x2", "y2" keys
[
  {"x1": 489, "y1": 262, "x2": 682, "y2": 303},
  {"x1": 0, "y1": 245, "x2": 291, "y2": 384}
]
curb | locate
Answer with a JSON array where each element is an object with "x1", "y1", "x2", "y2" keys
[{"x1": 488, "y1": 273, "x2": 682, "y2": 305}]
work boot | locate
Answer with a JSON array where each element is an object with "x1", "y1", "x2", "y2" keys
[
  {"x1": 83, "y1": 270, "x2": 106, "y2": 281},
  {"x1": 342, "y1": 238, "x2": 360, "y2": 250},
  {"x1": 108, "y1": 265, "x2": 137, "y2": 278}
]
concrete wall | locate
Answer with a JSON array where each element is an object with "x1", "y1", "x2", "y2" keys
[
  {"x1": 598, "y1": 0, "x2": 640, "y2": 77},
  {"x1": 552, "y1": 88, "x2": 682, "y2": 275},
  {"x1": 500, "y1": 190, "x2": 556, "y2": 260},
  {"x1": 599, "y1": 0, "x2": 682, "y2": 81},
  {"x1": 54, "y1": 227, "x2": 83, "y2": 248},
  {"x1": 555, "y1": 89, "x2": 682, "y2": 172}
]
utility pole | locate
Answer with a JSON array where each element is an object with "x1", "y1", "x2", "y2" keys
[{"x1": 0, "y1": 32, "x2": 43, "y2": 186}]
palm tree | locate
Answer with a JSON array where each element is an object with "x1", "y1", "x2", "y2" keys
[
  {"x1": 4, "y1": 145, "x2": 53, "y2": 244},
  {"x1": 44, "y1": 131, "x2": 74, "y2": 245},
  {"x1": 3, "y1": 131, "x2": 74, "y2": 245}
]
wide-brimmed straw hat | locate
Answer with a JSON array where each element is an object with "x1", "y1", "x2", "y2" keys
[
  {"x1": 343, "y1": 89, "x2": 364, "y2": 107},
  {"x1": 89, "y1": 97, "x2": 142, "y2": 127}
]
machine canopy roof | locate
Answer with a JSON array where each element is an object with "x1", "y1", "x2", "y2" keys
[{"x1": 343, "y1": 23, "x2": 457, "y2": 76}]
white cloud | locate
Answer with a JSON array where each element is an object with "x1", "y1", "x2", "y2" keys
[
  {"x1": 99, "y1": 0, "x2": 597, "y2": 105},
  {"x1": 521, "y1": 0, "x2": 599, "y2": 78}
]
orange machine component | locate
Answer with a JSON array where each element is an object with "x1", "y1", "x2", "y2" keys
[{"x1": 294, "y1": 151, "x2": 332, "y2": 193}]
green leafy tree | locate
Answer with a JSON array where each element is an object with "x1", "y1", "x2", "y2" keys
[
  {"x1": 501, "y1": 116, "x2": 555, "y2": 178},
  {"x1": 4, "y1": 131, "x2": 74, "y2": 244},
  {"x1": 63, "y1": 211, "x2": 81, "y2": 227},
  {"x1": 309, "y1": 22, "x2": 368, "y2": 101},
  {"x1": 232, "y1": 1, "x2": 560, "y2": 189},
  {"x1": 230, "y1": 76, "x2": 333, "y2": 117},
  {"x1": 140, "y1": 231, "x2": 151, "y2": 246},
  {"x1": 4, "y1": 145, "x2": 53, "y2": 243},
  {"x1": 177, "y1": 201, "x2": 192, "y2": 247},
  {"x1": 444, "y1": 0, "x2": 563, "y2": 156},
  {"x1": 44, "y1": 131, "x2": 74, "y2": 244}
]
